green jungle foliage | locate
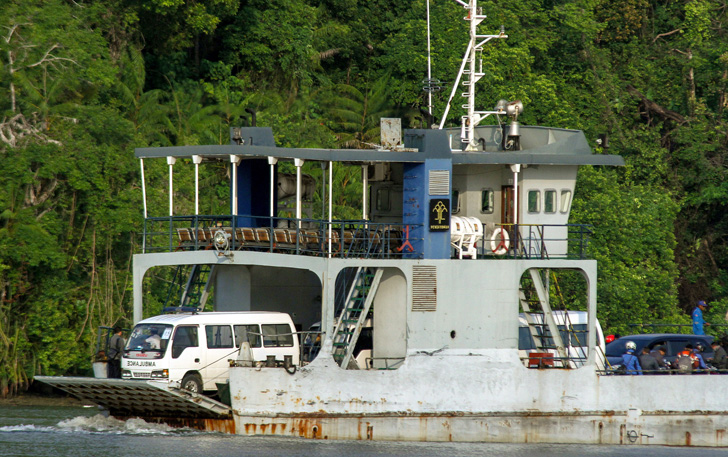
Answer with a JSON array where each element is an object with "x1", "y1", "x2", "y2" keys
[{"x1": 1, "y1": 0, "x2": 727, "y2": 394}]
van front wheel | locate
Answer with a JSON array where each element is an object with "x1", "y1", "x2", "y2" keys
[{"x1": 181, "y1": 373, "x2": 203, "y2": 393}]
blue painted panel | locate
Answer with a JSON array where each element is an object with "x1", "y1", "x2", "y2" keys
[
  {"x1": 233, "y1": 160, "x2": 276, "y2": 227},
  {"x1": 402, "y1": 159, "x2": 452, "y2": 259}
]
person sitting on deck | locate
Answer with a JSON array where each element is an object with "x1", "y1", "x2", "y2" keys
[
  {"x1": 649, "y1": 345, "x2": 667, "y2": 368},
  {"x1": 638, "y1": 347, "x2": 659, "y2": 373},
  {"x1": 710, "y1": 340, "x2": 727, "y2": 370},
  {"x1": 621, "y1": 341, "x2": 643, "y2": 375},
  {"x1": 693, "y1": 343, "x2": 709, "y2": 371},
  {"x1": 676, "y1": 344, "x2": 701, "y2": 373}
]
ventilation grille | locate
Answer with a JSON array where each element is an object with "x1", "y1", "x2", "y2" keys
[
  {"x1": 412, "y1": 265, "x2": 437, "y2": 312},
  {"x1": 428, "y1": 170, "x2": 450, "y2": 195}
]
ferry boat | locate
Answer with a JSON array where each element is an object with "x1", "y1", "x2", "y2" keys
[{"x1": 36, "y1": 0, "x2": 728, "y2": 447}]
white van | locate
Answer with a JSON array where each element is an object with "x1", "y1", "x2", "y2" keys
[
  {"x1": 518, "y1": 311, "x2": 605, "y2": 369},
  {"x1": 121, "y1": 312, "x2": 299, "y2": 393}
]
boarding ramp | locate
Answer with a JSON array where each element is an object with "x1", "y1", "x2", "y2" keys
[{"x1": 34, "y1": 376, "x2": 231, "y2": 419}]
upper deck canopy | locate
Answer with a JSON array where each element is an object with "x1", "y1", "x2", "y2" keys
[{"x1": 135, "y1": 126, "x2": 624, "y2": 167}]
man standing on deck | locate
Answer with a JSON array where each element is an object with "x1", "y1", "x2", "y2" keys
[
  {"x1": 107, "y1": 326, "x2": 125, "y2": 378},
  {"x1": 692, "y1": 300, "x2": 709, "y2": 335}
]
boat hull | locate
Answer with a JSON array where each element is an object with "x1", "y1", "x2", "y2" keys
[
  {"x1": 229, "y1": 349, "x2": 728, "y2": 446},
  {"x1": 233, "y1": 411, "x2": 728, "y2": 446}
]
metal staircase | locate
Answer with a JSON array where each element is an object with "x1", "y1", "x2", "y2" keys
[
  {"x1": 332, "y1": 267, "x2": 383, "y2": 368},
  {"x1": 164, "y1": 265, "x2": 216, "y2": 311},
  {"x1": 519, "y1": 269, "x2": 568, "y2": 363}
]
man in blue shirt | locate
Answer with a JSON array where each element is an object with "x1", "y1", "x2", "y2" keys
[
  {"x1": 692, "y1": 300, "x2": 709, "y2": 335},
  {"x1": 621, "y1": 341, "x2": 643, "y2": 375}
]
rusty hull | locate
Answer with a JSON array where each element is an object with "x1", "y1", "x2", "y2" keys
[{"x1": 232, "y1": 410, "x2": 728, "y2": 446}]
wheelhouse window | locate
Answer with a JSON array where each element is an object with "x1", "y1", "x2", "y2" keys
[
  {"x1": 171, "y1": 325, "x2": 198, "y2": 359},
  {"x1": 376, "y1": 188, "x2": 390, "y2": 211},
  {"x1": 452, "y1": 189, "x2": 461, "y2": 214},
  {"x1": 480, "y1": 189, "x2": 494, "y2": 214},
  {"x1": 206, "y1": 325, "x2": 233, "y2": 348},
  {"x1": 527, "y1": 190, "x2": 540, "y2": 213},
  {"x1": 560, "y1": 190, "x2": 572, "y2": 214},
  {"x1": 262, "y1": 324, "x2": 294, "y2": 347},
  {"x1": 234, "y1": 324, "x2": 262, "y2": 348},
  {"x1": 544, "y1": 190, "x2": 557, "y2": 213}
]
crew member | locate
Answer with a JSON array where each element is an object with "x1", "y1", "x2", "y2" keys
[
  {"x1": 107, "y1": 326, "x2": 125, "y2": 378},
  {"x1": 692, "y1": 300, "x2": 709, "y2": 335}
]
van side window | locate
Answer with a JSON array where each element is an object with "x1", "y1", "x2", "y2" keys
[
  {"x1": 234, "y1": 324, "x2": 262, "y2": 348},
  {"x1": 206, "y1": 325, "x2": 234, "y2": 349},
  {"x1": 262, "y1": 324, "x2": 294, "y2": 347},
  {"x1": 172, "y1": 326, "x2": 198, "y2": 359}
]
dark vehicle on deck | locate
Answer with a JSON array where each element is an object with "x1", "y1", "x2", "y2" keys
[{"x1": 605, "y1": 334, "x2": 714, "y2": 372}]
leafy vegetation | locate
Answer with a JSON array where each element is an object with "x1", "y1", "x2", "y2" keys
[{"x1": 1, "y1": 0, "x2": 728, "y2": 394}]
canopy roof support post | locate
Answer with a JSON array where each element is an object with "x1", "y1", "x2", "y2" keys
[
  {"x1": 167, "y1": 156, "x2": 176, "y2": 216},
  {"x1": 362, "y1": 165, "x2": 368, "y2": 221},
  {"x1": 192, "y1": 155, "x2": 202, "y2": 215},
  {"x1": 328, "y1": 161, "x2": 333, "y2": 258},
  {"x1": 295, "y1": 158, "x2": 304, "y2": 223},
  {"x1": 230, "y1": 155, "x2": 241, "y2": 216},
  {"x1": 268, "y1": 157, "x2": 278, "y2": 219},
  {"x1": 140, "y1": 159, "x2": 147, "y2": 218}
]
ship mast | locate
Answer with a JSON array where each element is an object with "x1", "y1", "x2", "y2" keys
[{"x1": 439, "y1": 0, "x2": 507, "y2": 151}]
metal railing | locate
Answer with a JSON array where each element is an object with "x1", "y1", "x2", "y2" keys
[
  {"x1": 475, "y1": 223, "x2": 592, "y2": 260},
  {"x1": 143, "y1": 214, "x2": 423, "y2": 259}
]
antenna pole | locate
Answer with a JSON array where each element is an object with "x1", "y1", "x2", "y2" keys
[
  {"x1": 427, "y1": 0, "x2": 433, "y2": 116},
  {"x1": 439, "y1": 0, "x2": 507, "y2": 151}
]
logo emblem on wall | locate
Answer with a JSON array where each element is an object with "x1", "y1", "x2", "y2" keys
[{"x1": 429, "y1": 199, "x2": 450, "y2": 231}]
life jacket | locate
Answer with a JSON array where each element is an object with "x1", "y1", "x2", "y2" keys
[{"x1": 676, "y1": 349, "x2": 698, "y2": 372}]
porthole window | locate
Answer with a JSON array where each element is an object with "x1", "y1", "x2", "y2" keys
[{"x1": 527, "y1": 190, "x2": 540, "y2": 213}]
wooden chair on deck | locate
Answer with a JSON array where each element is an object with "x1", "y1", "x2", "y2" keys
[{"x1": 176, "y1": 228, "x2": 193, "y2": 250}]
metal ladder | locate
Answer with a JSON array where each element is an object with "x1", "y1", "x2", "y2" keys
[
  {"x1": 332, "y1": 267, "x2": 383, "y2": 368},
  {"x1": 520, "y1": 269, "x2": 568, "y2": 363},
  {"x1": 164, "y1": 265, "x2": 216, "y2": 311}
]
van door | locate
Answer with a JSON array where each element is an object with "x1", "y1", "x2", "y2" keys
[
  {"x1": 170, "y1": 325, "x2": 201, "y2": 385},
  {"x1": 203, "y1": 324, "x2": 236, "y2": 390}
]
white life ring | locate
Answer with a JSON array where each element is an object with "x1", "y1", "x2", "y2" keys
[{"x1": 490, "y1": 227, "x2": 510, "y2": 255}]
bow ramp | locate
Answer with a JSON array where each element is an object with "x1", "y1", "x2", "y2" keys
[{"x1": 35, "y1": 376, "x2": 233, "y2": 430}]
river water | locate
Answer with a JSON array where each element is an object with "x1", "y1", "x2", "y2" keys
[{"x1": 1, "y1": 404, "x2": 727, "y2": 457}]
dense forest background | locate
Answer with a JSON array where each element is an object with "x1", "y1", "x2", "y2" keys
[{"x1": 1, "y1": 0, "x2": 727, "y2": 396}]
